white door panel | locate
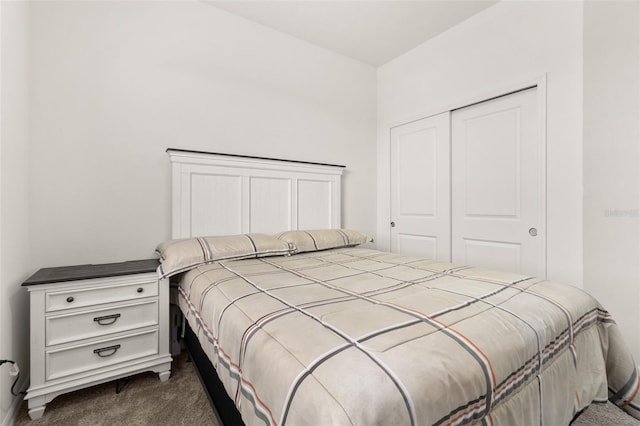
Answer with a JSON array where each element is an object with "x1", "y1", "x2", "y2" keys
[
  {"x1": 463, "y1": 107, "x2": 520, "y2": 217},
  {"x1": 396, "y1": 234, "x2": 438, "y2": 260},
  {"x1": 390, "y1": 112, "x2": 450, "y2": 260},
  {"x1": 451, "y1": 88, "x2": 545, "y2": 277},
  {"x1": 462, "y1": 239, "x2": 522, "y2": 273}
]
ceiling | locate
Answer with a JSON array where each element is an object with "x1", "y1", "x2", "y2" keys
[{"x1": 207, "y1": 1, "x2": 499, "y2": 67}]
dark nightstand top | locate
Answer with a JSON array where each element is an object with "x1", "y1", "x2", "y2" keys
[{"x1": 22, "y1": 259, "x2": 160, "y2": 286}]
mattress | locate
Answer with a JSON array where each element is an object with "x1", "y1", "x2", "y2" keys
[{"x1": 175, "y1": 247, "x2": 640, "y2": 425}]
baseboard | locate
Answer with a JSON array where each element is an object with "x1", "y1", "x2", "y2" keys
[{"x1": 1, "y1": 373, "x2": 29, "y2": 426}]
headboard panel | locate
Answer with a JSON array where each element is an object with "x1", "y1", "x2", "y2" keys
[{"x1": 167, "y1": 149, "x2": 345, "y2": 239}]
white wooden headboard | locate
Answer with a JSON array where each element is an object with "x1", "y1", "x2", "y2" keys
[{"x1": 167, "y1": 149, "x2": 345, "y2": 239}]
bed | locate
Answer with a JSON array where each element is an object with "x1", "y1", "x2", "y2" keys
[{"x1": 160, "y1": 149, "x2": 640, "y2": 426}]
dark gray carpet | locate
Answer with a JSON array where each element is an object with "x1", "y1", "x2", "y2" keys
[{"x1": 13, "y1": 353, "x2": 640, "y2": 425}]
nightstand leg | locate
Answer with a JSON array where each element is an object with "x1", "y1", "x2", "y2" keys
[
  {"x1": 159, "y1": 370, "x2": 171, "y2": 382},
  {"x1": 27, "y1": 397, "x2": 46, "y2": 420}
]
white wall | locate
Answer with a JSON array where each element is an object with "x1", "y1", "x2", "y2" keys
[
  {"x1": 28, "y1": 1, "x2": 377, "y2": 269},
  {"x1": 377, "y1": 1, "x2": 584, "y2": 287},
  {"x1": 378, "y1": 0, "x2": 640, "y2": 362},
  {"x1": 0, "y1": 2, "x2": 375, "y2": 423},
  {"x1": 583, "y1": 1, "x2": 640, "y2": 360},
  {"x1": 0, "y1": 1, "x2": 31, "y2": 424}
]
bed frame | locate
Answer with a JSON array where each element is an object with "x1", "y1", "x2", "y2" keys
[
  {"x1": 166, "y1": 148, "x2": 346, "y2": 424},
  {"x1": 167, "y1": 148, "x2": 344, "y2": 239},
  {"x1": 165, "y1": 149, "x2": 615, "y2": 426},
  {"x1": 184, "y1": 322, "x2": 243, "y2": 425}
]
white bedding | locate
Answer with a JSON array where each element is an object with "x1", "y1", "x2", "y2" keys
[{"x1": 173, "y1": 247, "x2": 640, "y2": 425}]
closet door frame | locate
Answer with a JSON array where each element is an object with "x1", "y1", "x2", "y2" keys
[{"x1": 383, "y1": 74, "x2": 547, "y2": 277}]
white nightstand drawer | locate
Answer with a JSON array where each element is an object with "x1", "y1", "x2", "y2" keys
[
  {"x1": 46, "y1": 279, "x2": 158, "y2": 312},
  {"x1": 46, "y1": 300, "x2": 159, "y2": 346},
  {"x1": 46, "y1": 329, "x2": 159, "y2": 381}
]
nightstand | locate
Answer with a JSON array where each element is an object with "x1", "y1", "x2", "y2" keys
[{"x1": 22, "y1": 259, "x2": 172, "y2": 420}]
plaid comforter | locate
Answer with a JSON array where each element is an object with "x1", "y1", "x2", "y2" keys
[{"x1": 177, "y1": 247, "x2": 640, "y2": 425}]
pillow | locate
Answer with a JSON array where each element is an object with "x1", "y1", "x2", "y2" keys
[
  {"x1": 274, "y1": 229, "x2": 373, "y2": 253},
  {"x1": 156, "y1": 233, "x2": 295, "y2": 278}
]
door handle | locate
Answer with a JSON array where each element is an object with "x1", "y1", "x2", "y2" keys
[
  {"x1": 529, "y1": 228, "x2": 538, "y2": 237},
  {"x1": 390, "y1": 221, "x2": 396, "y2": 228}
]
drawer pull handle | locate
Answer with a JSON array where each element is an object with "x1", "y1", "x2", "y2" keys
[
  {"x1": 136, "y1": 287, "x2": 144, "y2": 293},
  {"x1": 93, "y1": 313, "x2": 121, "y2": 325},
  {"x1": 66, "y1": 296, "x2": 74, "y2": 303},
  {"x1": 93, "y1": 344, "x2": 121, "y2": 357}
]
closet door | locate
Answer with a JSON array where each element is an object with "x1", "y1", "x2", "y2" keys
[
  {"x1": 451, "y1": 88, "x2": 545, "y2": 277},
  {"x1": 390, "y1": 112, "x2": 450, "y2": 260}
]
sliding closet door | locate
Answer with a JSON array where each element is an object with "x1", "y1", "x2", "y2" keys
[
  {"x1": 451, "y1": 88, "x2": 545, "y2": 277},
  {"x1": 390, "y1": 112, "x2": 450, "y2": 260}
]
